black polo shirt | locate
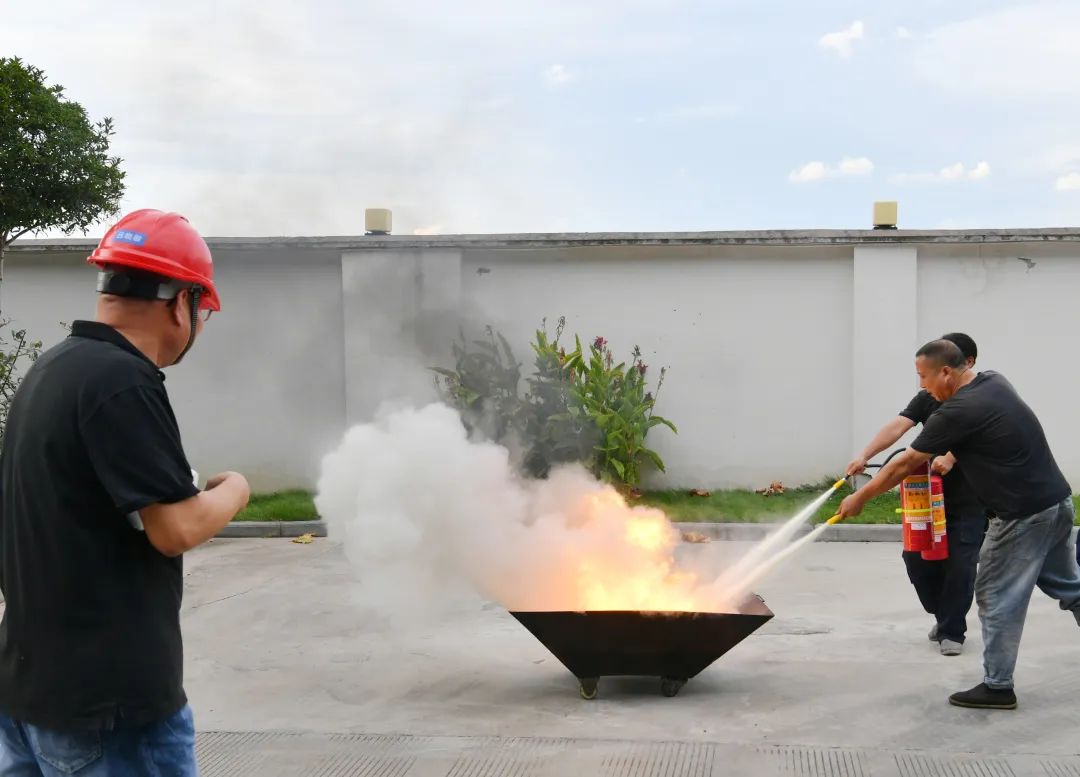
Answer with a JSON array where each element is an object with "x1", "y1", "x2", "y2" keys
[
  {"x1": 898, "y1": 390, "x2": 983, "y2": 519},
  {"x1": 912, "y1": 371, "x2": 1071, "y2": 521},
  {"x1": 0, "y1": 321, "x2": 199, "y2": 730}
]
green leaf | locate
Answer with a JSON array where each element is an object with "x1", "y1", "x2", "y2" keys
[
  {"x1": 643, "y1": 448, "x2": 666, "y2": 472},
  {"x1": 647, "y1": 416, "x2": 678, "y2": 433},
  {"x1": 610, "y1": 460, "x2": 626, "y2": 479}
]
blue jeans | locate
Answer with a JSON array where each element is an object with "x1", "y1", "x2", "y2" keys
[
  {"x1": 0, "y1": 705, "x2": 197, "y2": 776},
  {"x1": 977, "y1": 498, "x2": 1080, "y2": 689}
]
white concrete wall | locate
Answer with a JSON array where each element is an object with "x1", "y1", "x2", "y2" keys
[
  {"x1": 851, "y1": 246, "x2": 922, "y2": 458},
  {"x1": 460, "y1": 245, "x2": 854, "y2": 488},
  {"x1": 6, "y1": 237, "x2": 1080, "y2": 491},
  {"x1": 4, "y1": 248, "x2": 346, "y2": 491},
  {"x1": 918, "y1": 243, "x2": 1080, "y2": 485}
]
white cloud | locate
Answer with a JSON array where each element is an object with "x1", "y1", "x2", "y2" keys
[
  {"x1": 939, "y1": 162, "x2": 966, "y2": 181},
  {"x1": 1055, "y1": 173, "x2": 1080, "y2": 191},
  {"x1": 544, "y1": 64, "x2": 574, "y2": 87},
  {"x1": 913, "y1": 3, "x2": 1080, "y2": 98},
  {"x1": 818, "y1": 20, "x2": 864, "y2": 58},
  {"x1": 891, "y1": 161, "x2": 991, "y2": 184},
  {"x1": 789, "y1": 156, "x2": 874, "y2": 183},
  {"x1": 790, "y1": 161, "x2": 829, "y2": 183},
  {"x1": 838, "y1": 157, "x2": 874, "y2": 176},
  {"x1": 896, "y1": 26, "x2": 912, "y2": 39}
]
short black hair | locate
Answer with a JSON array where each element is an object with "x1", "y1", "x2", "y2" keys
[
  {"x1": 916, "y1": 339, "x2": 966, "y2": 369},
  {"x1": 941, "y1": 332, "x2": 977, "y2": 361}
]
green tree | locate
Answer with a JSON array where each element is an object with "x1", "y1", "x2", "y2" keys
[
  {"x1": 0, "y1": 56, "x2": 125, "y2": 291},
  {"x1": 0, "y1": 57, "x2": 124, "y2": 444}
]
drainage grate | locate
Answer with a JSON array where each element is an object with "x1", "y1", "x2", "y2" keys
[
  {"x1": 195, "y1": 731, "x2": 1060, "y2": 777},
  {"x1": 601, "y1": 741, "x2": 716, "y2": 777},
  {"x1": 762, "y1": 746, "x2": 868, "y2": 777},
  {"x1": 445, "y1": 737, "x2": 569, "y2": 777},
  {"x1": 894, "y1": 752, "x2": 1015, "y2": 777},
  {"x1": 1042, "y1": 761, "x2": 1080, "y2": 777},
  {"x1": 198, "y1": 732, "x2": 418, "y2": 777}
]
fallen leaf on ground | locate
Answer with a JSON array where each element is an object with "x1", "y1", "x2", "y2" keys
[
  {"x1": 292, "y1": 533, "x2": 314, "y2": 544},
  {"x1": 689, "y1": 488, "x2": 711, "y2": 497},
  {"x1": 681, "y1": 531, "x2": 711, "y2": 544},
  {"x1": 755, "y1": 481, "x2": 785, "y2": 497}
]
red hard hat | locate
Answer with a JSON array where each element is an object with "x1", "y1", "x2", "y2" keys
[{"x1": 88, "y1": 209, "x2": 221, "y2": 311}]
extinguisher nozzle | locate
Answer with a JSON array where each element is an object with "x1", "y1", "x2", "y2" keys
[
  {"x1": 825, "y1": 514, "x2": 842, "y2": 525},
  {"x1": 832, "y1": 479, "x2": 846, "y2": 491}
]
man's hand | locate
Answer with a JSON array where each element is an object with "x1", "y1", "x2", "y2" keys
[
  {"x1": 143, "y1": 471, "x2": 251, "y2": 557},
  {"x1": 837, "y1": 447, "x2": 933, "y2": 524},
  {"x1": 931, "y1": 454, "x2": 955, "y2": 476},
  {"x1": 838, "y1": 492, "x2": 867, "y2": 520},
  {"x1": 845, "y1": 456, "x2": 869, "y2": 477},
  {"x1": 206, "y1": 471, "x2": 250, "y2": 497}
]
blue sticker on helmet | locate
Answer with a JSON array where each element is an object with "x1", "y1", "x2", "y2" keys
[{"x1": 113, "y1": 230, "x2": 147, "y2": 246}]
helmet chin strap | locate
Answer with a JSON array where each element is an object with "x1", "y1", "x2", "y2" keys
[{"x1": 171, "y1": 286, "x2": 202, "y2": 366}]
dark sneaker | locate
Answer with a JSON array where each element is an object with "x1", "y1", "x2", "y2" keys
[
  {"x1": 928, "y1": 624, "x2": 939, "y2": 642},
  {"x1": 949, "y1": 683, "x2": 1017, "y2": 710}
]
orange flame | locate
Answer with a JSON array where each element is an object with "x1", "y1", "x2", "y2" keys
[{"x1": 566, "y1": 489, "x2": 726, "y2": 612}]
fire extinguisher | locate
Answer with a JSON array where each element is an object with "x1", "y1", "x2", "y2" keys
[
  {"x1": 922, "y1": 474, "x2": 949, "y2": 561},
  {"x1": 898, "y1": 464, "x2": 949, "y2": 560}
]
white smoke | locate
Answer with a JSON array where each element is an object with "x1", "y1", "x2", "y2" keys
[{"x1": 315, "y1": 403, "x2": 753, "y2": 622}]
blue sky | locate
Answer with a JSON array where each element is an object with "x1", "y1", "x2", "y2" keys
[{"x1": 10, "y1": 1, "x2": 1080, "y2": 235}]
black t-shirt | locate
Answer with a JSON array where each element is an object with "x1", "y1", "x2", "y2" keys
[
  {"x1": 912, "y1": 371, "x2": 1071, "y2": 521},
  {"x1": 0, "y1": 321, "x2": 199, "y2": 729},
  {"x1": 899, "y1": 390, "x2": 983, "y2": 518}
]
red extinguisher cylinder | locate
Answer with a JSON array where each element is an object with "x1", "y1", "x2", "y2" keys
[
  {"x1": 922, "y1": 474, "x2": 949, "y2": 560},
  {"x1": 900, "y1": 474, "x2": 934, "y2": 553}
]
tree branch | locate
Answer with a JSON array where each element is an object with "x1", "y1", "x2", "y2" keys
[{"x1": 9, "y1": 224, "x2": 42, "y2": 243}]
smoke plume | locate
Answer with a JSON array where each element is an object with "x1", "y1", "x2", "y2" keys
[{"x1": 315, "y1": 402, "x2": 758, "y2": 621}]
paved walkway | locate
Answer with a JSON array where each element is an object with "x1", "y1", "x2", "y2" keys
[{"x1": 178, "y1": 537, "x2": 1080, "y2": 774}]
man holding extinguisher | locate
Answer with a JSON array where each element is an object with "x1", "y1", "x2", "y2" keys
[
  {"x1": 847, "y1": 333, "x2": 986, "y2": 657},
  {"x1": 839, "y1": 339, "x2": 1080, "y2": 710}
]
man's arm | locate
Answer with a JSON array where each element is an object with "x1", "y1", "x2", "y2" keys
[
  {"x1": 141, "y1": 471, "x2": 250, "y2": 557},
  {"x1": 838, "y1": 447, "x2": 933, "y2": 519},
  {"x1": 845, "y1": 416, "x2": 917, "y2": 476}
]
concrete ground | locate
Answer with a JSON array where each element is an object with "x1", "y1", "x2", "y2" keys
[{"x1": 183, "y1": 538, "x2": 1080, "y2": 775}]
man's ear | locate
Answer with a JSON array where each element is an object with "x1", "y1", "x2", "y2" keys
[{"x1": 170, "y1": 290, "x2": 190, "y2": 327}]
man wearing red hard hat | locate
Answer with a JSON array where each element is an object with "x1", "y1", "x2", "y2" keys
[{"x1": 0, "y1": 210, "x2": 249, "y2": 775}]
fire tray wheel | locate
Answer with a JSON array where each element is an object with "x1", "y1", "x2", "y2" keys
[
  {"x1": 660, "y1": 678, "x2": 687, "y2": 697},
  {"x1": 579, "y1": 677, "x2": 599, "y2": 700}
]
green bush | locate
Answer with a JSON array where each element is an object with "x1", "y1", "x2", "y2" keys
[
  {"x1": 569, "y1": 337, "x2": 676, "y2": 487},
  {"x1": 434, "y1": 318, "x2": 677, "y2": 489},
  {"x1": 0, "y1": 322, "x2": 42, "y2": 449}
]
